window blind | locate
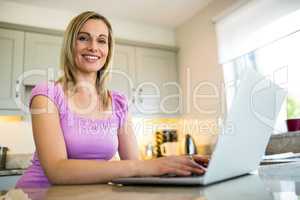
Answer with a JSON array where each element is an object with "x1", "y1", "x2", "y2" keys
[{"x1": 215, "y1": 0, "x2": 300, "y2": 64}]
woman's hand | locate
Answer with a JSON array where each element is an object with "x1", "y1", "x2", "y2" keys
[
  {"x1": 137, "y1": 155, "x2": 209, "y2": 177},
  {"x1": 192, "y1": 154, "x2": 210, "y2": 168}
]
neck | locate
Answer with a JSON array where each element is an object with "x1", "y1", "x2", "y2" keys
[{"x1": 74, "y1": 71, "x2": 98, "y2": 95}]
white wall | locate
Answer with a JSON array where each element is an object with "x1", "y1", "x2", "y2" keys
[
  {"x1": 0, "y1": 1, "x2": 176, "y2": 46},
  {"x1": 175, "y1": 0, "x2": 239, "y2": 144},
  {"x1": 0, "y1": 121, "x2": 34, "y2": 154}
]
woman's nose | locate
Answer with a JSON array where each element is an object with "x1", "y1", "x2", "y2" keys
[{"x1": 88, "y1": 40, "x2": 98, "y2": 52}]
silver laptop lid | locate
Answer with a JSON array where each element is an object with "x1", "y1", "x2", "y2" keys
[
  {"x1": 203, "y1": 68, "x2": 287, "y2": 184},
  {"x1": 111, "y1": 68, "x2": 286, "y2": 186}
]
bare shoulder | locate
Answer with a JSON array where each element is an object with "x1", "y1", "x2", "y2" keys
[{"x1": 31, "y1": 95, "x2": 58, "y2": 114}]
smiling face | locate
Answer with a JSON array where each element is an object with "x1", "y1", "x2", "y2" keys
[{"x1": 74, "y1": 19, "x2": 109, "y2": 74}]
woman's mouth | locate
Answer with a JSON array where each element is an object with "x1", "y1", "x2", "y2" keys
[{"x1": 82, "y1": 54, "x2": 100, "y2": 62}]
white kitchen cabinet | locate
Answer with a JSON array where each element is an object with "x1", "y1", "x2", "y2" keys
[
  {"x1": 22, "y1": 32, "x2": 63, "y2": 86},
  {"x1": 135, "y1": 47, "x2": 179, "y2": 115},
  {"x1": 108, "y1": 44, "x2": 136, "y2": 104},
  {"x1": 0, "y1": 25, "x2": 63, "y2": 114},
  {"x1": 0, "y1": 28, "x2": 24, "y2": 111},
  {"x1": 0, "y1": 24, "x2": 179, "y2": 116},
  {"x1": 108, "y1": 44, "x2": 179, "y2": 115}
]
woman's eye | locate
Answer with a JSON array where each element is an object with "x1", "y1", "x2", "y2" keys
[
  {"x1": 98, "y1": 39, "x2": 107, "y2": 44},
  {"x1": 78, "y1": 35, "x2": 89, "y2": 41}
]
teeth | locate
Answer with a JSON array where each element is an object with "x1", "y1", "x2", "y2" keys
[{"x1": 84, "y1": 55, "x2": 99, "y2": 60}]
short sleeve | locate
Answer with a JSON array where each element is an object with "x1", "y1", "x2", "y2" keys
[
  {"x1": 112, "y1": 91, "x2": 129, "y2": 128},
  {"x1": 29, "y1": 82, "x2": 66, "y2": 115}
]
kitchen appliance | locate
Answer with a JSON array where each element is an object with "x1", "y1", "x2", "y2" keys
[
  {"x1": 0, "y1": 146, "x2": 8, "y2": 169},
  {"x1": 184, "y1": 134, "x2": 197, "y2": 155},
  {"x1": 154, "y1": 129, "x2": 177, "y2": 157},
  {"x1": 160, "y1": 142, "x2": 178, "y2": 156},
  {"x1": 143, "y1": 144, "x2": 155, "y2": 160}
]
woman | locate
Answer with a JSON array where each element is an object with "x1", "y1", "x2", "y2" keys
[{"x1": 16, "y1": 11, "x2": 208, "y2": 188}]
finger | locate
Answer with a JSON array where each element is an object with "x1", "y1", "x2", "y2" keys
[
  {"x1": 159, "y1": 157, "x2": 193, "y2": 174},
  {"x1": 192, "y1": 155, "x2": 210, "y2": 163},
  {"x1": 192, "y1": 155, "x2": 210, "y2": 166},
  {"x1": 171, "y1": 168, "x2": 192, "y2": 176},
  {"x1": 168, "y1": 155, "x2": 207, "y2": 171},
  {"x1": 184, "y1": 156, "x2": 208, "y2": 171},
  {"x1": 179, "y1": 165, "x2": 205, "y2": 175},
  {"x1": 191, "y1": 160, "x2": 207, "y2": 172},
  {"x1": 163, "y1": 158, "x2": 200, "y2": 174},
  {"x1": 163, "y1": 157, "x2": 206, "y2": 176},
  {"x1": 192, "y1": 159, "x2": 209, "y2": 168}
]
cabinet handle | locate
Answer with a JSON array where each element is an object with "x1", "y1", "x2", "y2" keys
[
  {"x1": 139, "y1": 98, "x2": 143, "y2": 103},
  {"x1": 136, "y1": 88, "x2": 143, "y2": 104},
  {"x1": 15, "y1": 80, "x2": 20, "y2": 98}
]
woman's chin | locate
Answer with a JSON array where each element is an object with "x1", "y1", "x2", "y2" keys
[{"x1": 78, "y1": 65, "x2": 103, "y2": 73}]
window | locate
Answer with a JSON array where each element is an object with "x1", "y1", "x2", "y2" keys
[
  {"x1": 223, "y1": 30, "x2": 300, "y2": 133},
  {"x1": 216, "y1": 1, "x2": 300, "y2": 134}
]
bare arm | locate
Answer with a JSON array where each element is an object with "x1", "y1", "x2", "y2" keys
[
  {"x1": 31, "y1": 96, "x2": 207, "y2": 185},
  {"x1": 117, "y1": 113, "x2": 139, "y2": 160},
  {"x1": 31, "y1": 95, "x2": 140, "y2": 184}
]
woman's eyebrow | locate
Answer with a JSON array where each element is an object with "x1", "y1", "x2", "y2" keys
[
  {"x1": 99, "y1": 34, "x2": 108, "y2": 38},
  {"x1": 78, "y1": 32, "x2": 108, "y2": 38},
  {"x1": 78, "y1": 31, "x2": 90, "y2": 35}
]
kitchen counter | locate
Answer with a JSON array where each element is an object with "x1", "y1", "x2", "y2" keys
[
  {"x1": 266, "y1": 131, "x2": 300, "y2": 154},
  {"x1": 3, "y1": 162, "x2": 300, "y2": 200},
  {"x1": 0, "y1": 169, "x2": 25, "y2": 176}
]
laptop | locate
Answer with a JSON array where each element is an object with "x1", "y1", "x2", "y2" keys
[{"x1": 112, "y1": 68, "x2": 287, "y2": 186}]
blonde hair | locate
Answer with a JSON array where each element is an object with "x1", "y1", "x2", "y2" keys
[{"x1": 58, "y1": 11, "x2": 114, "y2": 110}]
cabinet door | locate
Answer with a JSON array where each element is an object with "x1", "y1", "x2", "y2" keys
[
  {"x1": 108, "y1": 44, "x2": 136, "y2": 112},
  {"x1": 23, "y1": 32, "x2": 63, "y2": 85},
  {"x1": 0, "y1": 28, "x2": 24, "y2": 110},
  {"x1": 135, "y1": 47, "x2": 179, "y2": 115}
]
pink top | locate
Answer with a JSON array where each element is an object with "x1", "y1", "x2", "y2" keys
[{"x1": 16, "y1": 82, "x2": 128, "y2": 188}]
